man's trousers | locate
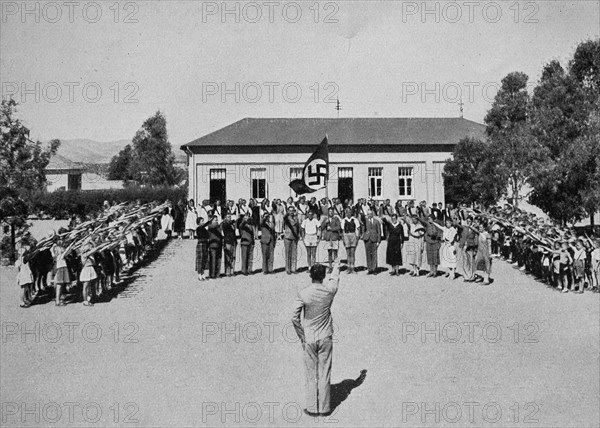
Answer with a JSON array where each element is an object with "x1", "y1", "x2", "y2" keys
[{"x1": 304, "y1": 336, "x2": 333, "y2": 414}]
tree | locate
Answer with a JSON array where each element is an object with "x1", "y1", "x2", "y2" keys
[
  {"x1": 443, "y1": 137, "x2": 505, "y2": 207},
  {"x1": 528, "y1": 40, "x2": 600, "y2": 225},
  {"x1": 107, "y1": 144, "x2": 134, "y2": 181},
  {"x1": 570, "y1": 39, "x2": 600, "y2": 226},
  {"x1": 484, "y1": 72, "x2": 545, "y2": 208},
  {"x1": 128, "y1": 111, "x2": 178, "y2": 186},
  {"x1": 0, "y1": 99, "x2": 60, "y2": 261}
]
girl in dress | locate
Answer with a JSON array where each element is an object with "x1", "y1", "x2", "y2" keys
[
  {"x1": 51, "y1": 234, "x2": 77, "y2": 306},
  {"x1": 406, "y1": 216, "x2": 425, "y2": 276},
  {"x1": 79, "y1": 242, "x2": 97, "y2": 306},
  {"x1": 185, "y1": 199, "x2": 198, "y2": 239},
  {"x1": 159, "y1": 208, "x2": 173, "y2": 240},
  {"x1": 16, "y1": 240, "x2": 34, "y2": 308}
]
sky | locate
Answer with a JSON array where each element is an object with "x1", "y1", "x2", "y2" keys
[{"x1": 1, "y1": 0, "x2": 599, "y2": 148}]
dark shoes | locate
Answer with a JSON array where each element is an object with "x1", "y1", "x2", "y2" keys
[{"x1": 303, "y1": 409, "x2": 331, "y2": 417}]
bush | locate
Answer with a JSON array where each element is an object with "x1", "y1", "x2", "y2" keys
[{"x1": 29, "y1": 186, "x2": 188, "y2": 219}]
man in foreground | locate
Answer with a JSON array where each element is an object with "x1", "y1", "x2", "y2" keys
[{"x1": 292, "y1": 260, "x2": 340, "y2": 416}]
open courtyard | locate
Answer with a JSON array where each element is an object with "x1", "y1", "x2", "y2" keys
[{"x1": 1, "y1": 239, "x2": 598, "y2": 427}]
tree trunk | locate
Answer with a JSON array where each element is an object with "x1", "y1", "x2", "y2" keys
[
  {"x1": 590, "y1": 210, "x2": 595, "y2": 229},
  {"x1": 10, "y1": 221, "x2": 16, "y2": 264},
  {"x1": 512, "y1": 177, "x2": 520, "y2": 209}
]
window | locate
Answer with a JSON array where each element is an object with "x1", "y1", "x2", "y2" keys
[
  {"x1": 251, "y1": 168, "x2": 267, "y2": 199},
  {"x1": 368, "y1": 167, "x2": 383, "y2": 198},
  {"x1": 398, "y1": 167, "x2": 413, "y2": 197},
  {"x1": 290, "y1": 167, "x2": 303, "y2": 196},
  {"x1": 338, "y1": 167, "x2": 353, "y2": 178},
  {"x1": 68, "y1": 173, "x2": 82, "y2": 190},
  {"x1": 290, "y1": 167, "x2": 302, "y2": 180}
]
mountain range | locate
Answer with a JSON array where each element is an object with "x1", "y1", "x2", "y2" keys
[{"x1": 53, "y1": 139, "x2": 186, "y2": 164}]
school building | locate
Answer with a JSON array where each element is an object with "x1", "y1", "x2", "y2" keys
[{"x1": 180, "y1": 117, "x2": 486, "y2": 205}]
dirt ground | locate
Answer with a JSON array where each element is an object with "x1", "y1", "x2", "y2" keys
[{"x1": 1, "y1": 238, "x2": 598, "y2": 427}]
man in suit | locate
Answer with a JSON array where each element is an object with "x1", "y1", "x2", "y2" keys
[
  {"x1": 292, "y1": 261, "x2": 340, "y2": 417},
  {"x1": 237, "y1": 212, "x2": 254, "y2": 275},
  {"x1": 283, "y1": 206, "x2": 301, "y2": 274},
  {"x1": 362, "y1": 209, "x2": 382, "y2": 274},
  {"x1": 260, "y1": 213, "x2": 276, "y2": 274}
]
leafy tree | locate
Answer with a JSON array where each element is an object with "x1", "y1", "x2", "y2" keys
[
  {"x1": 484, "y1": 72, "x2": 546, "y2": 208},
  {"x1": 0, "y1": 99, "x2": 60, "y2": 261},
  {"x1": 443, "y1": 137, "x2": 505, "y2": 207},
  {"x1": 128, "y1": 111, "x2": 178, "y2": 186},
  {"x1": 528, "y1": 40, "x2": 599, "y2": 225},
  {"x1": 107, "y1": 144, "x2": 134, "y2": 181}
]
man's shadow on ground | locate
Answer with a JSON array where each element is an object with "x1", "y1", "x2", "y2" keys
[{"x1": 330, "y1": 369, "x2": 367, "y2": 412}]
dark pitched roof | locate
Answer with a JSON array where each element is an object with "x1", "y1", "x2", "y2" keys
[
  {"x1": 181, "y1": 118, "x2": 486, "y2": 150},
  {"x1": 46, "y1": 154, "x2": 85, "y2": 171}
]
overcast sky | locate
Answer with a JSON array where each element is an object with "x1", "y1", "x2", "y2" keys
[{"x1": 1, "y1": 1, "x2": 598, "y2": 147}]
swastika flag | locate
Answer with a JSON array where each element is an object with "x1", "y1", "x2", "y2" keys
[{"x1": 289, "y1": 136, "x2": 329, "y2": 195}]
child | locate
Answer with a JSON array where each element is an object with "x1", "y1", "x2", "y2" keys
[
  {"x1": 591, "y1": 238, "x2": 600, "y2": 291},
  {"x1": 195, "y1": 216, "x2": 211, "y2": 281},
  {"x1": 51, "y1": 233, "x2": 76, "y2": 306},
  {"x1": 79, "y1": 242, "x2": 97, "y2": 306},
  {"x1": 16, "y1": 240, "x2": 34, "y2": 308},
  {"x1": 559, "y1": 241, "x2": 573, "y2": 293},
  {"x1": 572, "y1": 239, "x2": 586, "y2": 294}
]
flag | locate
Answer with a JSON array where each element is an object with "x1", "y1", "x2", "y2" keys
[{"x1": 289, "y1": 136, "x2": 329, "y2": 195}]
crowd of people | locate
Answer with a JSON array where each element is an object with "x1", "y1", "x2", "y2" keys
[
  {"x1": 15, "y1": 200, "x2": 171, "y2": 308},
  {"x1": 162, "y1": 196, "x2": 599, "y2": 291},
  {"x1": 15, "y1": 196, "x2": 599, "y2": 307}
]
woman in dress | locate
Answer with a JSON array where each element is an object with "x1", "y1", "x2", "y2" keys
[
  {"x1": 249, "y1": 198, "x2": 260, "y2": 239},
  {"x1": 430, "y1": 218, "x2": 459, "y2": 279},
  {"x1": 406, "y1": 216, "x2": 426, "y2": 276},
  {"x1": 275, "y1": 200, "x2": 286, "y2": 238},
  {"x1": 185, "y1": 199, "x2": 198, "y2": 239},
  {"x1": 382, "y1": 213, "x2": 405, "y2": 275}
]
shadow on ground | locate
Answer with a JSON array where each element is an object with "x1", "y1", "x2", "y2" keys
[{"x1": 330, "y1": 369, "x2": 368, "y2": 412}]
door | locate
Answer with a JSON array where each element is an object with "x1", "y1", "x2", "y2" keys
[
  {"x1": 337, "y1": 167, "x2": 353, "y2": 204},
  {"x1": 209, "y1": 169, "x2": 227, "y2": 204}
]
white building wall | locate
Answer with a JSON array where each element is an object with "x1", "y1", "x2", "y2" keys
[
  {"x1": 189, "y1": 151, "x2": 450, "y2": 204},
  {"x1": 45, "y1": 172, "x2": 69, "y2": 192}
]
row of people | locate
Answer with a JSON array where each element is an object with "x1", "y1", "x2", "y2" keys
[
  {"x1": 15, "y1": 201, "x2": 170, "y2": 308},
  {"x1": 478, "y1": 207, "x2": 599, "y2": 293},
  {"x1": 179, "y1": 198, "x2": 599, "y2": 291},
  {"x1": 168, "y1": 197, "x2": 467, "y2": 240}
]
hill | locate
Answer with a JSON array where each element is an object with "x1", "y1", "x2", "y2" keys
[{"x1": 54, "y1": 139, "x2": 186, "y2": 164}]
